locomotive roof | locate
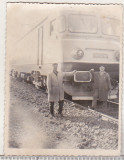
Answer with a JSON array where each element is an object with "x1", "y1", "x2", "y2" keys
[{"x1": 47, "y1": 5, "x2": 121, "y2": 21}]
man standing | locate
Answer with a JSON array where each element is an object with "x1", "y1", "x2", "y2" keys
[
  {"x1": 47, "y1": 63, "x2": 75, "y2": 117},
  {"x1": 91, "y1": 66, "x2": 111, "y2": 109}
]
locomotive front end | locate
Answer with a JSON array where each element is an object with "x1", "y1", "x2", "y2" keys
[{"x1": 61, "y1": 13, "x2": 120, "y2": 100}]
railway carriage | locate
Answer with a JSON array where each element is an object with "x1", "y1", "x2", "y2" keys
[{"x1": 11, "y1": 10, "x2": 120, "y2": 101}]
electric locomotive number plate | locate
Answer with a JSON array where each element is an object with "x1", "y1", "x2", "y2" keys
[
  {"x1": 93, "y1": 53, "x2": 108, "y2": 58},
  {"x1": 74, "y1": 71, "x2": 92, "y2": 82}
]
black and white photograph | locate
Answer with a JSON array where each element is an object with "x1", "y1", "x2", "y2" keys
[{"x1": 5, "y1": 3, "x2": 122, "y2": 156}]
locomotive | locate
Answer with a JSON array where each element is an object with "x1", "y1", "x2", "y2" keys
[{"x1": 11, "y1": 10, "x2": 121, "y2": 101}]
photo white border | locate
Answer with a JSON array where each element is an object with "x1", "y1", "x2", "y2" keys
[{"x1": 0, "y1": 0, "x2": 124, "y2": 156}]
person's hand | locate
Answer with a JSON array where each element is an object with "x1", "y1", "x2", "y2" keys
[
  {"x1": 89, "y1": 69, "x2": 95, "y2": 72},
  {"x1": 72, "y1": 70, "x2": 77, "y2": 75}
]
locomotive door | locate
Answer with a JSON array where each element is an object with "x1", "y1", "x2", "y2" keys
[{"x1": 38, "y1": 27, "x2": 43, "y2": 65}]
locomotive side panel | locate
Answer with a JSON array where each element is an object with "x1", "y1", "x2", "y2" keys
[
  {"x1": 10, "y1": 27, "x2": 40, "y2": 72},
  {"x1": 38, "y1": 19, "x2": 63, "y2": 76},
  {"x1": 43, "y1": 23, "x2": 63, "y2": 67}
]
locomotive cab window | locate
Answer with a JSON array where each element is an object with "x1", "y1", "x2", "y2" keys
[
  {"x1": 68, "y1": 14, "x2": 98, "y2": 34},
  {"x1": 101, "y1": 17, "x2": 120, "y2": 37},
  {"x1": 50, "y1": 16, "x2": 66, "y2": 36}
]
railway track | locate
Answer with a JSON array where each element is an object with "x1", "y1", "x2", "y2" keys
[
  {"x1": 10, "y1": 77, "x2": 119, "y2": 150},
  {"x1": 64, "y1": 99, "x2": 118, "y2": 124}
]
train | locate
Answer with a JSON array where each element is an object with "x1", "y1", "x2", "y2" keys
[{"x1": 10, "y1": 9, "x2": 121, "y2": 101}]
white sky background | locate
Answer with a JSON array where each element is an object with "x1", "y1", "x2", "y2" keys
[{"x1": 6, "y1": 4, "x2": 122, "y2": 65}]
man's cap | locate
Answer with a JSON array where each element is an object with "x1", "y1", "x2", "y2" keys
[
  {"x1": 100, "y1": 65, "x2": 105, "y2": 68},
  {"x1": 99, "y1": 66, "x2": 105, "y2": 69},
  {"x1": 52, "y1": 63, "x2": 58, "y2": 66}
]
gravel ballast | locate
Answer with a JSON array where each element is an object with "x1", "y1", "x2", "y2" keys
[{"x1": 9, "y1": 78, "x2": 118, "y2": 149}]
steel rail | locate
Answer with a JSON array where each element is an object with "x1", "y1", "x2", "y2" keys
[
  {"x1": 107, "y1": 100, "x2": 119, "y2": 105},
  {"x1": 64, "y1": 99, "x2": 118, "y2": 124}
]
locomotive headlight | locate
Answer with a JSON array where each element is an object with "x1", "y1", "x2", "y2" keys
[
  {"x1": 114, "y1": 51, "x2": 120, "y2": 61},
  {"x1": 72, "y1": 48, "x2": 84, "y2": 60}
]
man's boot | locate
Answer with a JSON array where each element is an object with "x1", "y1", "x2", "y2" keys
[
  {"x1": 58, "y1": 100, "x2": 64, "y2": 117},
  {"x1": 102, "y1": 101, "x2": 107, "y2": 108},
  {"x1": 50, "y1": 102, "x2": 54, "y2": 116}
]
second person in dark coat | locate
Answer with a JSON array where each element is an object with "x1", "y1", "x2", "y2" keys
[{"x1": 91, "y1": 66, "x2": 111, "y2": 109}]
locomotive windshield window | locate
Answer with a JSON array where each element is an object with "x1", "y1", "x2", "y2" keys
[
  {"x1": 50, "y1": 16, "x2": 66, "y2": 35},
  {"x1": 68, "y1": 14, "x2": 98, "y2": 33},
  {"x1": 101, "y1": 18, "x2": 120, "y2": 36}
]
